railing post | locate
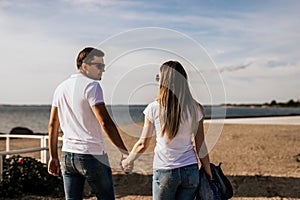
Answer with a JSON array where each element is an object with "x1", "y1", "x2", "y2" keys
[
  {"x1": 0, "y1": 134, "x2": 62, "y2": 167},
  {"x1": 46, "y1": 137, "x2": 50, "y2": 164},
  {"x1": 41, "y1": 136, "x2": 46, "y2": 164},
  {"x1": 0, "y1": 155, "x2": 3, "y2": 182},
  {"x1": 41, "y1": 136, "x2": 50, "y2": 164},
  {"x1": 6, "y1": 135, "x2": 10, "y2": 159}
]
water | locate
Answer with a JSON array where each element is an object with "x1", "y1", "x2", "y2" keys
[
  {"x1": 1, "y1": 105, "x2": 300, "y2": 134},
  {"x1": 0, "y1": 105, "x2": 51, "y2": 134}
]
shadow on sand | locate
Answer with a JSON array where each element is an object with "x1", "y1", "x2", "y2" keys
[{"x1": 113, "y1": 173, "x2": 300, "y2": 198}]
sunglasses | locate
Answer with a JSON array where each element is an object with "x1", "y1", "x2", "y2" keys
[
  {"x1": 155, "y1": 74, "x2": 160, "y2": 82},
  {"x1": 85, "y1": 62, "x2": 105, "y2": 69}
]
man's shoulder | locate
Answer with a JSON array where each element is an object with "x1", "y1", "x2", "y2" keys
[
  {"x1": 86, "y1": 81, "x2": 101, "y2": 91},
  {"x1": 54, "y1": 74, "x2": 75, "y2": 91},
  {"x1": 55, "y1": 76, "x2": 71, "y2": 87},
  {"x1": 77, "y1": 74, "x2": 100, "y2": 87}
]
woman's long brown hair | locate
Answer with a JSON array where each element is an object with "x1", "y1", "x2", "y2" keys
[{"x1": 157, "y1": 61, "x2": 202, "y2": 139}]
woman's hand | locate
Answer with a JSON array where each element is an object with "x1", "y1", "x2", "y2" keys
[{"x1": 120, "y1": 155, "x2": 134, "y2": 173}]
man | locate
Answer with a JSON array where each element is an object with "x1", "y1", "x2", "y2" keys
[{"x1": 48, "y1": 47, "x2": 129, "y2": 200}]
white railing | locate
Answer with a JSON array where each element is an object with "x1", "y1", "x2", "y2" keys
[{"x1": 0, "y1": 134, "x2": 62, "y2": 182}]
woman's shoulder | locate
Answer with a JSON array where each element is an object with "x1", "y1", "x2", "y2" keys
[
  {"x1": 144, "y1": 101, "x2": 160, "y2": 112},
  {"x1": 195, "y1": 102, "x2": 205, "y2": 118},
  {"x1": 148, "y1": 100, "x2": 159, "y2": 106},
  {"x1": 145, "y1": 100, "x2": 159, "y2": 109}
]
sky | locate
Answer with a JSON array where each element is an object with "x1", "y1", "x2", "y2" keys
[{"x1": 0, "y1": 0, "x2": 299, "y2": 105}]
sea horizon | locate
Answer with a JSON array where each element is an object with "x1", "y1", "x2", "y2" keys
[{"x1": 1, "y1": 104, "x2": 300, "y2": 134}]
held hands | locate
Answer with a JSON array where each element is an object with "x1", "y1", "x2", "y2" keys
[{"x1": 120, "y1": 154, "x2": 134, "y2": 174}]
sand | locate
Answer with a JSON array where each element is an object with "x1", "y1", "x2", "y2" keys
[{"x1": 0, "y1": 121, "x2": 299, "y2": 200}]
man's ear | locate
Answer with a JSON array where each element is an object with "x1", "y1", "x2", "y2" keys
[{"x1": 81, "y1": 63, "x2": 87, "y2": 70}]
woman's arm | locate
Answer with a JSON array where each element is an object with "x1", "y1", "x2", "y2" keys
[
  {"x1": 195, "y1": 119, "x2": 213, "y2": 179},
  {"x1": 122, "y1": 117, "x2": 154, "y2": 171}
]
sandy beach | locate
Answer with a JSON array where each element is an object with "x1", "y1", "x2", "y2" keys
[{"x1": 0, "y1": 118, "x2": 299, "y2": 200}]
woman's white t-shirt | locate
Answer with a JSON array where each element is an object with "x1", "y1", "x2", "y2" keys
[{"x1": 143, "y1": 101, "x2": 203, "y2": 169}]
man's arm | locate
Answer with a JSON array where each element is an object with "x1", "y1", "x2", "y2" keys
[
  {"x1": 92, "y1": 103, "x2": 129, "y2": 154},
  {"x1": 48, "y1": 106, "x2": 60, "y2": 176}
]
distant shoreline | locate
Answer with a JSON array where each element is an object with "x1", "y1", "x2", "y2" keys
[
  {"x1": 204, "y1": 113, "x2": 300, "y2": 120},
  {"x1": 1, "y1": 115, "x2": 300, "y2": 136},
  {"x1": 220, "y1": 99, "x2": 300, "y2": 108},
  {"x1": 1, "y1": 103, "x2": 300, "y2": 134}
]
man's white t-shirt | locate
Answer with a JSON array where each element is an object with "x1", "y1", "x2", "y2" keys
[
  {"x1": 144, "y1": 101, "x2": 203, "y2": 169},
  {"x1": 52, "y1": 73, "x2": 105, "y2": 155}
]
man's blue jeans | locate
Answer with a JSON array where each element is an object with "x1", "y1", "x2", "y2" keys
[
  {"x1": 60, "y1": 151, "x2": 115, "y2": 200},
  {"x1": 153, "y1": 164, "x2": 199, "y2": 200}
]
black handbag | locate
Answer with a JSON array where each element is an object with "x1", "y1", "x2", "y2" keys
[{"x1": 196, "y1": 163, "x2": 233, "y2": 200}]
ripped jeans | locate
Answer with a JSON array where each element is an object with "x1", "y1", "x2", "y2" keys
[{"x1": 153, "y1": 164, "x2": 199, "y2": 200}]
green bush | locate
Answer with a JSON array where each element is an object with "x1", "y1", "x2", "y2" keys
[{"x1": 0, "y1": 155, "x2": 64, "y2": 198}]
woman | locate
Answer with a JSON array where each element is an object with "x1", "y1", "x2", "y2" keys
[{"x1": 122, "y1": 60, "x2": 213, "y2": 200}]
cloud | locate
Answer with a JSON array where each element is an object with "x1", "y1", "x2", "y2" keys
[
  {"x1": 62, "y1": 0, "x2": 145, "y2": 9},
  {"x1": 219, "y1": 62, "x2": 253, "y2": 73},
  {"x1": 0, "y1": 0, "x2": 10, "y2": 8},
  {"x1": 266, "y1": 60, "x2": 292, "y2": 68},
  {"x1": 0, "y1": 0, "x2": 43, "y2": 9},
  {"x1": 63, "y1": 0, "x2": 113, "y2": 5}
]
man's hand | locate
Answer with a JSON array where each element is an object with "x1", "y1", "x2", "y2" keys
[
  {"x1": 120, "y1": 154, "x2": 134, "y2": 174},
  {"x1": 48, "y1": 158, "x2": 60, "y2": 176}
]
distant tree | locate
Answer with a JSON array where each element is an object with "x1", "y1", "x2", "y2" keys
[
  {"x1": 9, "y1": 127, "x2": 33, "y2": 135},
  {"x1": 287, "y1": 99, "x2": 296, "y2": 107},
  {"x1": 270, "y1": 100, "x2": 277, "y2": 106}
]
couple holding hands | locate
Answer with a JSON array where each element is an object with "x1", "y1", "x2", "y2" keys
[{"x1": 48, "y1": 47, "x2": 212, "y2": 200}]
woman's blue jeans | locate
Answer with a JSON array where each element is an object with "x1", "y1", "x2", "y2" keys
[
  {"x1": 60, "y1": 151, "x2": 115, "y2": 200},
  {"x1": 153, "y1": 164, "x2": 199, "y2": 200}
]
